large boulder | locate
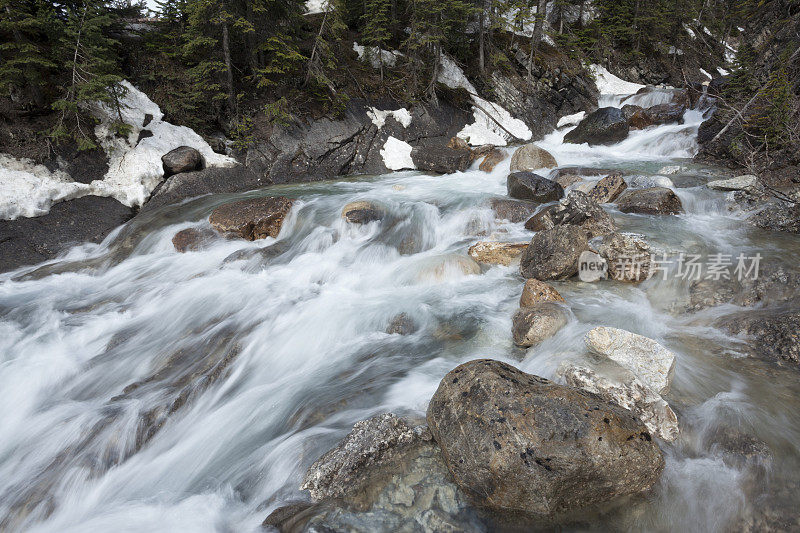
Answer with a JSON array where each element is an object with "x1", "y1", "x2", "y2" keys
[
  {"x1": 588, "y1": 172, "x2": 628, "y2": 203},
  {"x1": 519, "y1": 225, "x2": 589, "y2": 280},
  {"x1": 209, "y1": 196, "x2": 295, "y2": 240},
  {"x1": 161, "y1": 146, "x2": 204, "y2": 177},
  {"x1": 584, "y1": 327, "x2": 676, "y2": 394},
  {"x1": 524, "y1": 191, "x2": 616, "y2": 238},
  {"x1": 512, "y1": 303, "x2": 569, "y2": 346},
  {"x1": 560, "y1": 362, "x2": 679, "y2": 442},
  {"x1": 0, "y1": 196, "x2": 134, "y2": 274},
  {"x1": 479, "y1": 148, "x2": 507, "y2": 172},
  {"x1": 509, "y1": 144, "x2": 558, "y2": 172},
  {"x1": 426, "y1": 359, "x2": 665, "y2": 515},
  {"x1": 564, "y1": 107, "x2": 630, "y2": 146},
  {"x1": 616, "y1": 187, "x2": 684, "y2": 215},
  {"x1": 708, "y1": 175, "x2": 758, "y2": 191},
  {"x1": 468, "y1": 241, "x2": 528, "y2": 266},
  {"x1": 507, "y1": 172, "x2": 564, "y2": 203},
  {"x1": 719, "y1": 309, "x2": 800, "y2": 366},
  {"x1": 141, "y1": 166, "x2": 264, "y2": 213},
  {"x1": 519, "y1": 279, "x2": 565, "y2": 307},
  {"x1": 411, "y1": 146, "x2": 471, "y2": 174},
  {"x1": 596, "y1": 232, "x2": 653, "y2": 282},
  {"x1": 490, "y1": 198, "x2": 537, "y2": 223},
  {"x1": 646, "y1": 103, "x2": 686, "y2": 126}
]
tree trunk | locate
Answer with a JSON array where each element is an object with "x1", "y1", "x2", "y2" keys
[
  {"x1": 528, "y1": 0, "x2": 547, "y2": 77},
  {"x1": 221, "y1": 10, "x2": 235, "y2": 114},
  {"x1": 479, "y1": 9, "x2": 485, "y2": 72}
]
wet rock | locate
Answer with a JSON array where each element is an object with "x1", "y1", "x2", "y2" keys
[
  {"x1": 596, "y1": 232, "x2": 653, "y2": 282},
  {"x1": 342, "y1": 201, "x2": 384, "y2": 224},
  {"x1": 446, "y1": 136, "x2": 472, "y2": 153},
  {"x1": 142, "y1": 166, "x2": 264, "y2": 213},
  {"x1": 426, "y1": 359, "x2": 665, "y2": 515},
  {"x1": 748, "y1": 202, "x2": 800, "y2": 234},
  {"x1": 646, "y1": 103, "x2": 686, "y2": 125},
  {"x1": 622, "y1": 105, "x2": 651, "y2": 129},
  {"x1": 554, "y1": 173, "x2": 585, "y2": 188},
  {"x1": 161, "y1": 146, "x2": 204, "y2": 177},
  {"x1": 411, "y1": 146, "x2": 471, "y2": 174},
  {"x1": 209, "y1": 196, "x2": 294, "y2": 241},
  {"x1": 509, "y1": 144, "x2": 558, "y2": 172},
  {"x1": 467, "y1": 241, "x2": 528, "y2": 266},
  {"x1": 706, "y1": 426, "x2": 772, "y2": 471},
  {"x1": 708, "y1": 175, "x2": 758, "y2": 191},
  {"x1": 519, "y1": 225, "x2": 589, "y2": 280},
  {"x1": 171, "y1": 227, "x2": 215, "y2": 253},
  {"x1": 548, "y1": 167, "x2": 620, "y2": 180},
  {"x1": 519, "y1": 279, "x2": 565, "y2": 307},
  {"x1": 262, "y1": 501, "x2": 315, "y2": 530},
  {"x1": 564, "y1": 107, "x2": 629, "y2": 146},
  {"x1": 616, "y1": 187, "x2": 684, "y2": 215},
  {"x1": 302, "y1": 413, "x2": 429, "y2": 502},
  {"x1": 577, "y1": 250, "x2": 608, "y2": 282},
  {"x1": 720, "y1": 309, "x2": 800, "y2": 366},
  {"x1": 559, "y1": 362, "x2": 679, "y2": 442},
  {"x1": 489, "y1": 198, "x2": 537, "y2": 223},
  {"x1": 506, "y1": 172, "x2": 564, "y2": 203},
  {"x1": 687, "y1": 265, "x2": 800, "y2": 311},
  {"x1": 512, "y1": 303, "x2": 569, "y2": 346},
  {"x1": 584, "y1": 327, "x2": 676, "y2": 394},
  {"x1": 386, "y1": 313, "x2": 418, "y2": 335},
  {"x1": 479, "y1": 148, "x2": 507, "y2": 172},
  {"x1": 524, "y1": 191, "x2": 616, "y2": 239},
  {"x1": 588, "y1": 172, "x2": 627, "y2": 203},
  {"x1": 0, "y1": 196, "x2": 134, "y2": 274}
]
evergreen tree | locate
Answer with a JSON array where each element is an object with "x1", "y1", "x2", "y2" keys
[{"x1": 362, "y1": 0, "x2": 392, "y2": 81}]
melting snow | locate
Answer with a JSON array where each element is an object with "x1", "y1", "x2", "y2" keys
[
  {"x1": 683, "y1": 24, "x2": 696, "y2": 39},
  {"x1": 352, "y1": 43, "x2": 402, "y2": 68},
  {"x1": 0, "y1": 154, "x2": 90, "y2": 220},
  {"x1": 557, "y1": 112, "x2": 585, "y2": 128},
  {"x1": 381, "y1": 137, "x2": 415, "y2": 170},
  {"x1": 589, "y1": 64, "x2": 646, "y2": 96},
  {"x1": 89, "y1": 81, "x2": 236, "y2": 208},
  {"x1": 437, "y1": 55, "x2": 532, "y2": 146},
  {"x1": 305, "y1": 0, "x2": 330, "y2": 14},
  {"x1": 367, "y1": 107, "x2": 412, "y2": 129},
  {"x1": 718, "y1": 67, "x2": 729, "y2": 76},
  {"x1": 699, "y1": 68, "x2": 712, "y2": 80}
]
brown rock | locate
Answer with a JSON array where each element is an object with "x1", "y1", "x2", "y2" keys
[
  {"x1": 520, "y1": 279, "x2": 565, "y2": 307},
  {"x1": 490, "y1": 198, "x2": 537, "y2": 223},
  {"x1": 209, "y1": 196, "x2": 295, "y2": 240},
  {"x1": 509, "y1": 144, "x2": 558, "y2": 172},
  {"x1": 519, "y1": 225, "x2": 589, "y2": 280},
  {"x1": 554, "y1": 174, "x2": 585, "y2": 188},
  {"x1": 512, "y1": 303, "x2": 569, "y2": 346},
  {"x1": 616, "y1": 187, "x2": 684, "y2": 215},
  {"x1": 468, "y1": 241, "x2": 528, "y2": 266},
  {"x1": 596, "y1": 232, "x2": 653, "y2": 282},
  {"x1": 171, "y1": 227, "x2": 215, "y2": 253},
  {"x1": 479, "y1": 148, "x2": 507, "y2": 172},
  {"x1": 342, "y1": 201, "x2": 384, "y2": 224},
  {"x1": 588, "y1": 172, "x2": 627, "y2": 203}
]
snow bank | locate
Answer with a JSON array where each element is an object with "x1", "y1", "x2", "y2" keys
[
  {"x1": 381, "y1": 137, "x2": 415, "y2": 170},
  {"x1": 352, "y1": 43, "x2": 401, "y2": 68},
  {"x1": 0, "y1": 154, "x2": 90, "y2": 220},
  {"x1": 437, "y1": 55, "x2": 532, "y2": 146},
  {"x1": 367, "y1": 107, "x2": 412, "y2": 129},
  {"x1": 90, "y1": 81, "x2": 236, "y2": 208},
  {"x1": 557, "y1": 111, "x2": 585, "y2": 128},
  {"x1": 589, "y1": 64, "x2": 646, "y2": 96}
]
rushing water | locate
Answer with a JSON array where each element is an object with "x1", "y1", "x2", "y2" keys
[{"x1": 1, "y1": 108, "x2": 799, "y2": 532}]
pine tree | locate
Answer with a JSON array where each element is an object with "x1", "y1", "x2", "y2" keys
[{"x1": 362, "y1": 0, "x2": 392, "y2": 81}]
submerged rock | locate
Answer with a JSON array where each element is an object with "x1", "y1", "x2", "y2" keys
[
  {"x1": 748, "y1": 202, "x2": 800, "y2": 234},
  {"x1": 519, "y1": 225, "x2": 588, "y2": 280},
  {"x1": 468, "y1": 241, "x2": 528, "y2": 266},
  {"x1": 564, "y1": 107, "x2": 629, "y2": 146},
  {"x1": 584, "y1": 327, "x2": 676, "y2": 394},
  {"x1": 519, "y1": 279, "x2": 565, "y2": 307},
  {"x1": 171, "y1": 227, "x2": 216, "y2": 253},
  {"x1": 596, "y1": 232, "x2": 653, "y2": 283},
  {"x1": 512, "y1": 303, "x2": 569, "y2": 346},
  {"x1": 719, "y1": 309, "x2": 800, "y2": 366},
  {"x1": 479, "y1": 148, "x2": 507, "y2": 172},
  {"x1": 209, "y1": 196, "x2": 294, "y2": 240},
  {"x1": 415, "y1": 254, "x2": 481, "y2": 282},
  {"x1": 426, "y1": 359, "x2": 665, "y2": 515},
  {"x1": 386, "y1": 313, "x2": 418, "y2": 335},
  {"x1": 342, "y1": 201, "x2": 384, "y2": 224},
  {"x1": 616, "y1": 187, "x2": 684, "y2": 215},
  {"x1": 588, "y1": 172, "x2": 628, "y2": 203},
  {"x1": 560, "y1": 362, "x2": 679, "y2": 442},
  {"x1": 161, "y1": 146, "x2": 204, "y2": 177},
  {"x1": 490, "y1": 198, "x2": 537, "y2": 223},
  {"x1": 509, "y1": 143, "x2": 558, "y2": 172},
  {"x1": 507, "y1": 172, "x2": 564, "y2": 203}
]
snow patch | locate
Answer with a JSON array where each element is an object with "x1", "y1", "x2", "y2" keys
[
  {"x1": 89, "y1": 81, "x2": 236, "y2": 208},
  {"x1": 437, "y1": 55, "x2": 532, "y2": 146},
  {"x1": 557, "y1": 111, "x2": 585, "y2": 128},
  {"x1": 0, "y1": 154, "x2": 90, "y2": 220},
  {"x1": 699, "y1": 68, "x2": 712, "y2": 80},
  {"x1": 352, "y1": 43, "x2": 401, "y2": 68},
  {"x1": 381, "y1": 137, "x2": 415, "y2": 170},
  {"x1": 683, "y1": 24, "x2": 696, "y2": 39},
  {"x1": 367, "y1": 107, "x2": 412, "y2": 129},
  {"x1": 718, "y1": 67, "x2": 729, "y2": 76},
  {"x1": 305, "y1": 0, "x2": 330, "y2": 14},
  {"x1": 589, "y1": 64, "x2": 646, "y2": 96}
]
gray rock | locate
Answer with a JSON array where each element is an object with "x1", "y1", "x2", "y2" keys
[
  {"x1": 616, "y1": 187, "x2": 684, "y2": 215},
  {"x1": 524, "y1": 191, "x2": 616, "y2": 239},
  {"x1": 519, "y1": 225, "x2": 589, "y2": 280},
  {"x1": 426, "y1": 359, "x2": 665, "y2": 515},
  {"x1": 0, "y1": 196, "x2": 134, "y2": 274},
  {"x1": 489, "y1": 198, "x2": 537, "y2": 223},
  {"x1": 410, "y1": 146, "x2": 471, "y2": 174},
  {"x1": 512, "y1": 303, "x2": 569, "y2": 346},
  {"x1": 509, "y1": 144, "x2": 558, "y2": 172},
  {"x1": 507, "y1": 172, "x2": 564, "y2": 203},
  {"x1": 708, "y1": 175, "x2": 758, "y2": 191},
  {"x1": 519, "y1": 279, "x2": 565, "y2": 307},
  {"x1": 209, "y1": 196, "x2": 295, "y2": 240},
  {"x1": 588, "y1": 172, "x2": 627, "y2": 203},
  {"x1": 564, "y1": 107, "x2": 629, "y2": 146},
  {"x1": 719, "y1": 308, "x2": 800, "y2": 366},
  {"x1": 161, "y1": 146, "x2": 204, "y2": 177},
  {"x1": 141, "y1": 166, "x2": 265, "y2": 212},
  {"x1": 748, "y1": 201, "x2": 800, "y2": 234},
  {"x1": 596, "y1": 232, "x2": 653, "y2": 282}
]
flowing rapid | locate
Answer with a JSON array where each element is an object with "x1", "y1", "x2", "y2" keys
[{"x1": 1, "y1": 107, "x2": 799, "y2": 532}]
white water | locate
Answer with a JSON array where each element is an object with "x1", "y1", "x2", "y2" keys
[{"x1": 1, "y1": 109, "x2": 799, "y2": 532}]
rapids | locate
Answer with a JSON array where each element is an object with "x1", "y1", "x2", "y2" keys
[{"x1": 1, "y1": 108, "x2": 799, "y2": 532}]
